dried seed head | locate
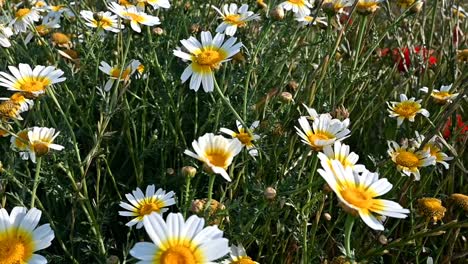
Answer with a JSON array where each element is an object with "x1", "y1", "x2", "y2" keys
[
  {"x1": 152, "y1": 27, "x2": 164, "y2": 35},
  {"x1": 331, "y1": 105, "x2": 350, "y2": 120},
  {"x1": 280, "y1": 92, "x2": 293, "y2": 103},
  {"x1": 287, "y1": 80, "x2": 299, "y2": 92},
  {"x1": 448, "y1": 193, "x2": 468, "y2": 212},
  {"x1": 417, "y1": 197, "x2": 446, "y2": 223}
]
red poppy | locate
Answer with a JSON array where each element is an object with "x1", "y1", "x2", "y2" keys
[
  {"x1": 442, "y1": 114, "x2": 468, "y2": 141},
  {"x1": 378, "y1": 46, "x2": 437, "y2": 72}
]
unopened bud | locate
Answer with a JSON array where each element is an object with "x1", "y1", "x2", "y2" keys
[
  {"x1": 190, "y1": 24, "x2": 200, "y2": 34},
  {"x1": 378, "y1": 234, "x2": 388, "y2": 245},
  {"x1": 323, "y1": 212, "x2": 332, "y2": 221},
  {"x1": 166, "y1": 168, "x2": 175, "y2": 175},
  {"x1": 271, "y1": 6, "x2": 285, "y2": 20},
  {"x1": 264, "y1": 187, "x2": 277, "y2": 200},
  {"x1": 287, "y1": 80, "x2": 299, "y2": 92},
  {"x1": 152, "y1": 27, "x2": 164, "y2": 35},
  {"x1": 181, "y1": 166, "x2": 197, "y2": 178},
  {"x1": 410, "y1": 1, "x2": 424, "y2": 13},
  {"x1": 280, "y1": 92, "x2": 293, "y2": 103}
]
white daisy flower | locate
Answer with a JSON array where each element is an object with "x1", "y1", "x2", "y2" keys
[
  {"x1": 387, "y1": 94, "x2": 430, "y2": 127},
  {"x1": 27, "y1": 126, "x2": 65, "y2": 163},
  {"x1": 10, "y1": 128, "x2": 32, "y2": 160},
  {"x1": 302, "y1": 104, "x2": 321, "y2": 120},
  {"x1": 322, "y1": 0, "x2": 353, "y2": 15},
  {"x1": 318, "y1": 160, "x2": 410, "y2": 230},
  {"x1": 220, "y1": 120, "x2": 260, "y2": 157},
  {"x1": 119, "y1": 184, "x2": 176, "y2": 229},
  {"x1": 130, "y1": 212, "x2": 229, "y2": 263},
  {"x1": 99, "y1": 59, "x2": 141, "y2": 91},
  {"x1": 278, "y1": 0, "x2": 313, "y2": 17},
  {"x1": 0, "y1": 63, "x2": 66, "y2": 97},
  {"x1": 223, "y1": 244, "x2": 259, "y2": 264},
  {"x1": 317, "y1": 141, "x2": 366, "y2": 173},
  {"x1": 25, "y1": 16, "x2": 61, "y2": 45},
  {"x1": 0, "y1": 24, "x2": 14, "y2": 48},
  {"x1": 10, "y1": 7, "x2": 41, "y2": 33},
  {"x1": 295, "y1": 115, "x2": 350, "y2": 151},
  {"x1": 173, "y1": 31, "x2": 242, "y2": 92},
  {"x1": 0, "y1": 207, "x2": 55, "y2": 264},
  {"x1": 137, "y1": 0, "x2": 171, "y2": 10},
  {"x1": 108, "y1": 2, "x2": 160, "y2": 33},
  {"x1": 414, "y1": 132, "x2": 453, "y2": 170},
  {"x1": 420, "y1": 84, "x2": 460, "y2": 104},
  {"x1": 80, "y1": 10, "x2": 124, "y2": 33},
  {"x1": 184, "y1": 133, "x2": 243, "y2": 182},
  {"x1": 295, "y1": 15, "x2": 328, "y2": 27},
  {"x1": 387, "y1": 140, "x2": 435, "y2": 181},
  {"x1": 44, "y1": 4, "x2": 75, "y2": 20},
  {"x1": 212, "y1": 3, "x2": 260, "y2": 36}
]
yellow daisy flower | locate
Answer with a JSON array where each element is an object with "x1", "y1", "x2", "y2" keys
[
  {"x1": 108, "y1": 2, "x2": 161, "y2": 33},
  {"x1": 220, "y1": 120, "x2": 260, "y2": 157},
  {"x1": 80, "y1": 10, "x2": 124, "y2": 33},
  {"x1": 420, "y1": 84, "x2": 460, "y2": 104},
  {"x1": 387, "y1": 140, "x2": 435, "y2": 181},
  {"x1": 173, "y1": 31, "x2": 243, "y2": 92},
  {"x1": 119, "y1": 184, "x2": 176, "y2": 229},
  {"x1": 212, "y1": 4, "x2": 260, "y2": 36},
  {"x1": 27, "y1": 127, "x2": 65, "y2": 163},
  {"x1": 184, "y1": 133, "x2": 243, "y2": 182},
  {"x1": 278, "y1": 0, "x2": 313, "y2": 17},
  {"x1": 223, "y1": 244, "x2": 259, "y2": 264},
  {"x1": 129, "y1": 212, "x2": 229, "y2": 263},
  {"x1": 99, "y1": 59, "x2": 141, "y2": 91},
  {"x1": 9, "y1": 7, "x2": 40, "y2": 33},
  {"x1": 356, "y1": 0, "x2": 384, "y2": 15},
  {"x1": 318, "y1": 160, "x2": 410, "y2": 230},
  {"x1": 295, "y1": 115, "x2": 350, "y2": 151},
  {"x1": 387, "y1": 94, "x2": 430, "y2": 126},
  {"x1": 414, "y1": 132, "x2": 453, "y2": 169},
  {"x1": 0, "y1": 63, "x2": 66, "y2": 97},
  {"x1": 417, "y1": 197, "x2": 446, "y2": 223},
  {"x1": 0, "y1": 207, "x2": 54, "y2": 264}
]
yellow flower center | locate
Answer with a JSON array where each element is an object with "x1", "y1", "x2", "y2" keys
[
  {"x1": 0, "y1": 101, "x2": 20, "y2": 119},
  {"x1": 357, "y1": 1, "x2": 380, "y2": 13},
  {"x1": 51, "y1": 32, "x2": 70, "y2": 44},
  {"x1": 195, "y1": 50, "x2": 223, "y2": 67},
  {"x1": 417, "y1": 198, "x2": 446, "y2": 222},
  {"x1": 94, "y1": 17, "x2": 113, "y2": 28},
  {"x1": 340, "y1": 186, "x2": 374, "y2": 210},
  {"x1": 124, "y1": 12, "x2": 145, "y2": 23},
  {"x1": 32, "y1": 142, "x2": 50, "y2": 156},
  {"x1": 224, "y1": 14, "x2": 245, "y2": 26},
  {"x1": 14, "y1": 130, "x2": 30, "y2": 150},
  {"x1": 393, "y1": 101, "x2": 420, "y2": 118},
  {"x1": 36, "y1": 25, "x2": 50, "y2": 36},
  {"x1": 15, "y1": 8, "x2": 31, "y2": 18},
  {"x1": 160, "y1": 245, "x2": 197, "y2": 264},
  {"x1": 235, "y1": 130, "x2": 254, "y2": 146},
  {"x1": 233, "y1": 257, "x2": 257, "y2": 264},
  {"x1": 307, "y1": 132, "x2": 334, "y2": 150},
  {"x1": 395, "y1": 151, "x2": 420, "y2": 168},
  {"x1": 138, "y1": 201, "x2": 162, "y2": 217},
  {"x1": 206, "y1": 149, "x2": 230, "y2": 168},
  {"x1": 51, "y1": 5, "x2": 65, "y2": 12},
  {"x1": 289, "y1": 0, "x2": 306, "y2": 6},
  {"x1": 431, "y1": 91, "x2": 450, "y2": 100},
  {"x1": 20, "y1": 78, "x2": 50, "y2": 92},
  {"x1": 110, "y1": 67, "x2": 131, "y2": 79},
  {"x1": 0, "y1": 233, "x2": 33, "y2": 264}
]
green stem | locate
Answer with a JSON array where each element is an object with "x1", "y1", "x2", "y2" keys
[
  {"x1": 204, "y1": 173, "x2": 216, "y2": 215},
  {"x1": 344, "y1": 214, "x2": 356, "y2": 262},
  {"x1": 31, "y1": 157, "x2": 42, "y2": 208},
  {"x1": 184, "y1": 177, "x2": 192, "y2": 217},
  {"x1": 352, "y1": 16, "x2": 368, "y2": 73}
]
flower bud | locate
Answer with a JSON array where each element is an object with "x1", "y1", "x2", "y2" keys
[
  {"x1": 280, "y1": 92, "x2": 293, "y2": 103},
  {"x1": 181, "y1": 166, "x2": 197, "y2": 178},
  {"x1": 152, "y1": 27, "x2": 164, "y2": 35},
  {"x1": 271, "y1": 6, "x2": 285, "y2": 20},
  {"x1": 190, "y1": 24, "x2": 200, "y2": 34},
  {"x1": 287, "y1": 80, "x2": 299, "y2": 92},
  {"x1": 378, "y1": 234, "x2": 388, "y2": 245},
  {"x1": 166, "y1": 168, "x2": 175, "y2": 175},
  {"x1": 264, "y1": 187, "x2": 277, "y2": 200},
  {"x1": 323, "y1": 212, "x2": 332, "y2": 221}
]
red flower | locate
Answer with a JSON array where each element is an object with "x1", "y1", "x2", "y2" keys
[
  {"x1": 442, "y1": 114, "x2": 468, "y2": 141},
  {"x1": 380, "y1": 46, "x2": 437, "y2": 72}
]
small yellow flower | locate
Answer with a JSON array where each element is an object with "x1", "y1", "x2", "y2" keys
[
  {"x1": 356, "y1": 0, "x2": 384, "y2": 15},
  {"x1": 220, "y1": 120, "x2": 260, "y2": 157},
  {"x1": 420, "y1": 84, "x2": 459, "y2": 104},
  {"x1": 388, "y1": 140, "x2": 436, "y2": 181},
  {"x1": 387, "y1": 94, "x2": 430, "y2": 126},
  {"x1": 417, "y1": 197, "x2": 446, "y2": 223}
]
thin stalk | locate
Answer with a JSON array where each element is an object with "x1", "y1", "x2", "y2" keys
[
  {"x1": 204, "y1": 173, "x2": 216, "y2": 215},
  {"x1": 344, "y1": 214, "x2": 356, "y2": 263},
  {"x1": 30, "y1": 157, "x2": 42, "y2": 208},
  {"x1": 352, "y1": 16, "x2": 368, "y2": 73},
  {"x1": 184, "y1": 176, "x2": 192, "y2": 217}
]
